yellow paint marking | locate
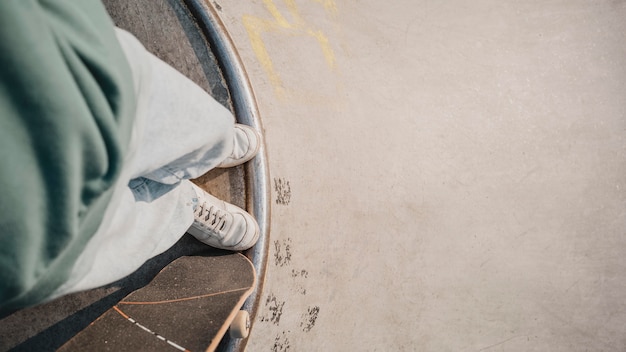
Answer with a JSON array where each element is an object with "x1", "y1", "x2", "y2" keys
[
  {"x1": 307, "y1": 28, "x2": 335, "y2": 68},
  {"x1": 284, "y1": 0, "x2": 306, "y2": 26},
  {"x1": 242, "y1": 15, "x2": 286, "y2": 96},
  {"x1": 242, "y1": 0, "x2": 338, "y2": 97},
  {"x1": 262, "y1": 0, "x2": 292, "y2": 28}
]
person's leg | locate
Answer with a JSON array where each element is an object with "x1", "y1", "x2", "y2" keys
[
  {"x1": 125, "y1": 47, "x2": 233, "y2": 202},
  {"x1": 129, "y1": 51, "x2": 234, "y2": 185},
  {"x1": 118, "y1": 26, "x2": 260, "y2": 201},
  {"x1": 51, "y1": 180, "x2": 196, "y2": 297},
  {"x1": 119, "y1": 27, "x2": 261, "y2": 251},
  {"x1": 51, "y1": 29, "x2": 258, "y2": 298}
]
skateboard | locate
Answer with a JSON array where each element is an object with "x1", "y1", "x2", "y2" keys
[{"x1": 57, "y1": 254, "x2": 256, "y2": 352}]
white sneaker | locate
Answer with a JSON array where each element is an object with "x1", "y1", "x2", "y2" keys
[
  {"x1": 187, "y1": 183, "x2": 259, "y2": 251},
  {"x1": 217, "y1": 124, "x2": 261, "y2": 168}
]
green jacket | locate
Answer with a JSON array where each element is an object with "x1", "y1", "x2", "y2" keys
[{"x1": 0, "y1": 0, "x2": 136, "y2": 316}]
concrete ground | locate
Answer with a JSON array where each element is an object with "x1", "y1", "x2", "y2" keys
[{"x1": 213, "y1": 1, "x2": 626, "y2": 351}]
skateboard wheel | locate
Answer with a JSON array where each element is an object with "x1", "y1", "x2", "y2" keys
[{"x1": 229, "y1": 310, "x2": 250, "y2": 339}]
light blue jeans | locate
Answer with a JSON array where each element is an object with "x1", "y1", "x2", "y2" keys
[{"x1": 51, "y1": 29, "x2": 234, "y2": 298}]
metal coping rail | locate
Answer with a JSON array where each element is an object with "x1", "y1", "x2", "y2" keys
[{"x1": 183, "y1": 1, "x2": 271, "y2": 351}]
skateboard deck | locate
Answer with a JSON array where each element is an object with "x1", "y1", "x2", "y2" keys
[{"x1": 57, "y1": 254, "x2": 256, "y2": 352}]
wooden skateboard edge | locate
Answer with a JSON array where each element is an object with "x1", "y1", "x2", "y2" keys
[{"x1": 206, "y1": 254, "x2": 257, "y2": 352}]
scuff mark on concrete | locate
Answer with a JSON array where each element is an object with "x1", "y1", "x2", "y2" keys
[
  {"x1": 300, "y1": 306, "x2": 320, "y2": 332},
  {"x1": 259, "y1": 293, "x2": 286, "y2": 325},
  {"x1": 290, "y1": 269, "x2": 309, "y2": 278},
  {"x1": 290, "y1": 269, "x2": 309, "y2": 295},
  {"x1": 274, "y1": 239, "x2": 292, "y2": 267},
  {"x1": 272, "y1": 331, "x2": 291, "y2": 352},
  {"x1": 274, "y1": 178, "x2": 292, "y2": 205}
]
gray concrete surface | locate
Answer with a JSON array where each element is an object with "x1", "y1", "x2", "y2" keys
[{"x1": 214, "y1": 1, "x2": 626, "y2": 350}]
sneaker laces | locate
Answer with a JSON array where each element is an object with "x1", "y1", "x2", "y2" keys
[{"x1": 194, "y1": 201, "x2": 230, "y2": 235}]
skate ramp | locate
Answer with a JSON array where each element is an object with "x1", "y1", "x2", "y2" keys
[{"x1": 215, "y1": 1, "x2": 626, "y2": 351}]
